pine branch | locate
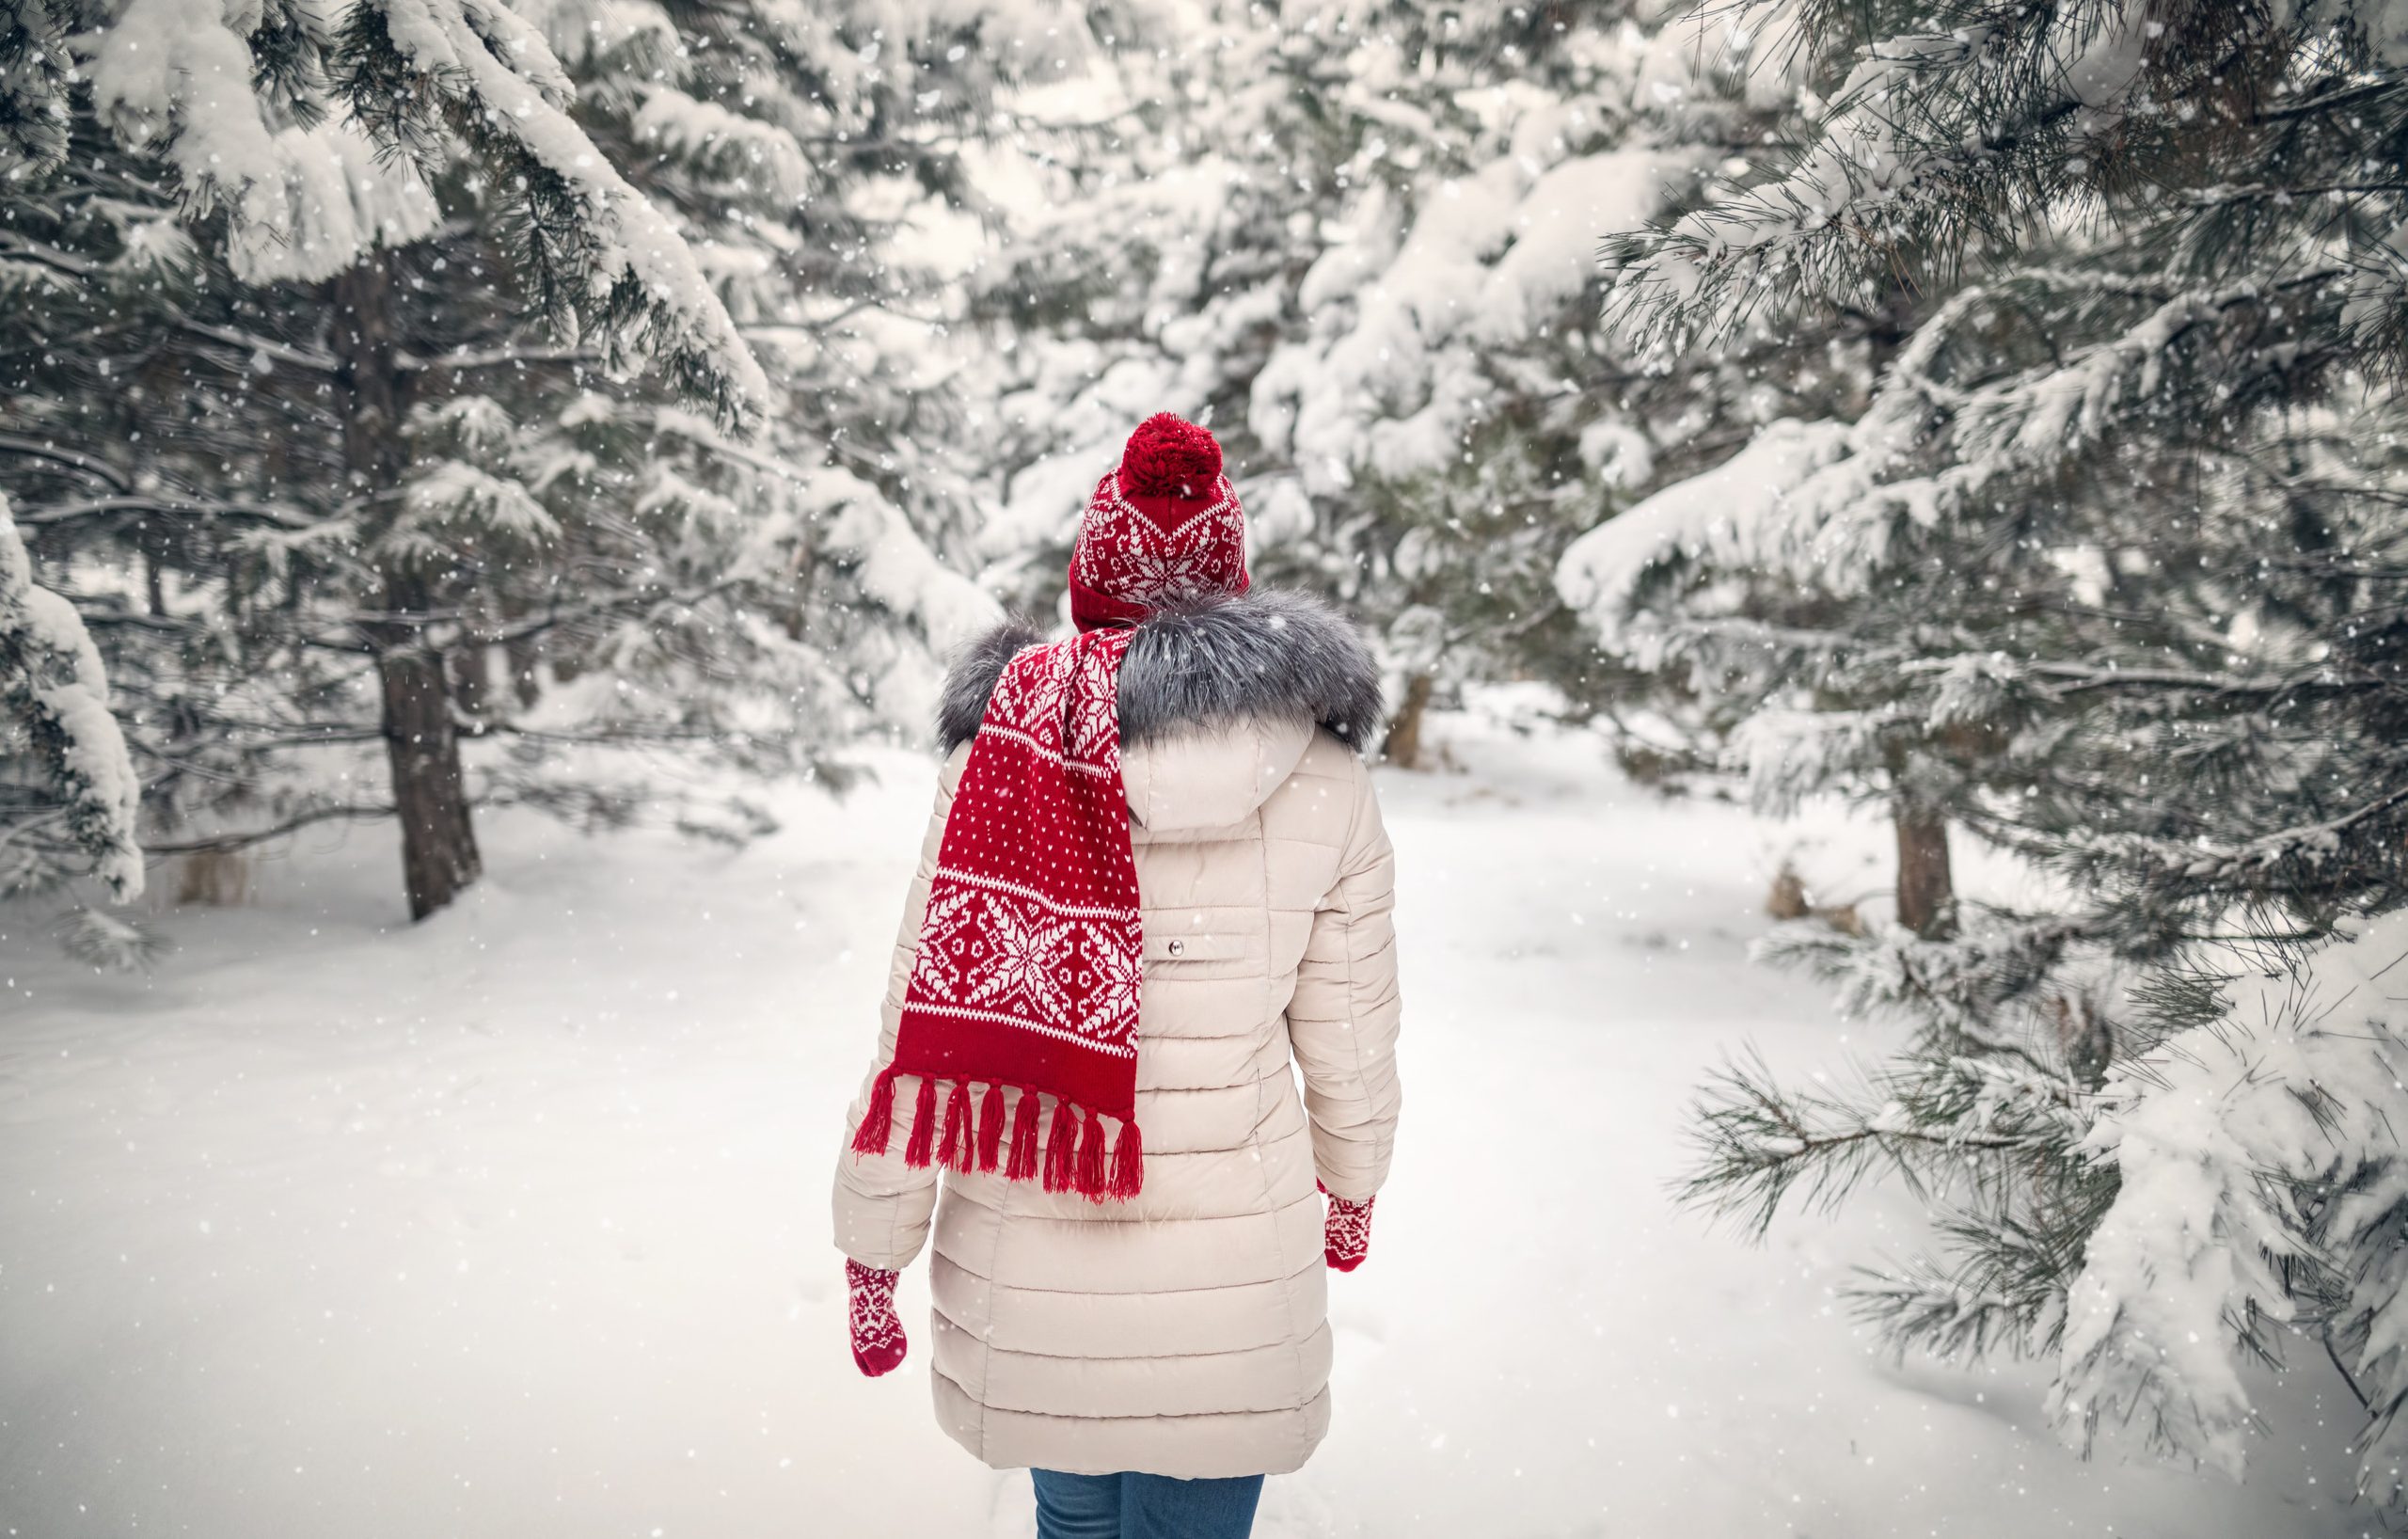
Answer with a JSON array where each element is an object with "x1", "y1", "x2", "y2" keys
[
  {"x1": 173, "y1": 320, "x2": 340, "y2": 373},
  {"x1": 142, "y1": 802, "x2": 404, "y2": 855},
  {"x1": 1680, "y1": 1046, "x2": 2086, "y2": 1236},
  {"x1": 0, "y1": 435, "x2": 131, "y2": 492},
  {"x1": 17, "y1": 495, "x2": 318, "y2": 531}
]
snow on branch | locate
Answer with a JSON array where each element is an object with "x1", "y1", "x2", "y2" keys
[
  {"x1": 1560, "y1": 268, "x2": 2337, "y2": 651},
  {"x1": 1254, "y1": 144, "x2": 1701, "y2": 496},
  {"x1": 1555, "y1": 417, "x2": 1855, "y2": 650},
  {"x1": 633, "y1": 89, "x2": 814, "y2": 205},
  {"x1": 655, "y1": 413, "x2": 1003, "y2": 656},
  {"x1": 335, "y1": 0, "x2": 771, "y2": 435},
  {"x1": 0, "y1": 493, "x2": 143, "y2": 900},
  {"x1": 80, "y1": 0, "x2": 441, "y2": 284},
  {"x1": 1602, "y1": 1, "x2": 2157, "y2": 350},
  {"x1": 1755, "y1": 907, "x2": 2090, "y2": 1049},
  {"x1": 2053, "y1": 912, "x2": 2408, "y2": 1489},
  {"x1": 1730, "y1": 705, "x2": 1902, "y2": 817},
  {"x1": 2049, "y1": 783, "x2": 2408, "y2": 922}
]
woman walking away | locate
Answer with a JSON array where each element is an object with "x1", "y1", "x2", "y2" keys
[{"x1": 832, "y1": 413, "x2": 1402, "y2": 1539}]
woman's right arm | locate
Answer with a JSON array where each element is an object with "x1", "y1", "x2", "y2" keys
[
  {"x1": 1285, "y1": 752, "x2": 1402, "y2": 1203},
  {"x1": 830, "y1": 747, "x2": 967, "y2": 1272}
]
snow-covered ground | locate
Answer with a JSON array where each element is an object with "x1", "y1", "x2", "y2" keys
[{"x1": 0, "y1": 706, "x2": 2374, "y2": 1537}]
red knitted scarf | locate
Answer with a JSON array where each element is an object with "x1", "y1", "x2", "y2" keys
[{"x1": 849, "y1": 626, "x2": 1147, "y2": 1200}]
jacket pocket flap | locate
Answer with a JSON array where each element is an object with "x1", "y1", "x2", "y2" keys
[{"x1": 1144, "y1": 927, "x2": 1247, "y2": 962}]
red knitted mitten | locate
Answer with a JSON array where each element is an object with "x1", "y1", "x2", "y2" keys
[
  {"x1": 846, "y1": 1259, "x2": 907, "y2": 1377},
  {"x1": 1321, "y1": 1183, "x2": 1374, "y2": 1273}
]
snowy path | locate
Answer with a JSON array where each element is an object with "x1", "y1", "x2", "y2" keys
[{"x1": 0, "y1": 712, "x2": 2368, "y2": 1537}]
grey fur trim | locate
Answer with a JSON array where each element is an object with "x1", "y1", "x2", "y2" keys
[
  {"x1": 936, "y1": 613, "x2": 1048, "y2": 754},
  {"x1": 935, "y1": 589, "x2": 1385, "y2": 755},
  {"x1": 1115, "y1": 589, "x2": 1386, "y2": 750}
]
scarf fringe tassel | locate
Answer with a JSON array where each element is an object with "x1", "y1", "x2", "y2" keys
[
  {"x1": 1042, "y1": 1096, "x2": 1078, "y2": 1193},
  {"x1": 902, "y1": 1074, "x2": 938, "y2": 1167},
  {"x1": 853, "y1": 1071, "x2": 1144, "y2": 1202},
  {"x1": 938, "y1": 1080, "x2": 974, "y2": 1173},
  {"x1": 976, "y1": 1082, "x2": 1006, "y2": 1173},
  {"x1": 1006, "y1": 1086, "x2": 1042, "y2": 1181}
]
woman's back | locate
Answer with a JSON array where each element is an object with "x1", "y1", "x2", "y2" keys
[{"x1": 832, "y1": 589, "x2": 1401, "y2": 1479}]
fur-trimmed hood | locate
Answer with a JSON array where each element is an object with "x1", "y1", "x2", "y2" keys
[{"x1": 937, "y1": 588, "x2": 1384, "y2": 756}]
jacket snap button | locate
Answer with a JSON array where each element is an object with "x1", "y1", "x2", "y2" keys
[{"x1": 1166, "y1": 939, "x2": 1184, "y2": 956}]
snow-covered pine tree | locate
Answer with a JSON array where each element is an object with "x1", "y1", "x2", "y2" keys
[
  {"x1": 285, "y1": 0, "x2": 1041, "y2": 882},
  {"x1": 969, "y1": 2, "x2": 1823, "y2": 754},
  {"x1": 0, "y1": 0, "x2": 1058, "y2": 919},
  {"x1": 1560, "y1": 0, "x2": 2408, "y2": 1501},
  {"x1": 0, "y1": 0, "x2": 769, "y2": 915}
]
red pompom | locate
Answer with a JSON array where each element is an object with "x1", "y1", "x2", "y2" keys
[{"x1": 1117, "y1": 412, "x2": 1223, "y2": 498}]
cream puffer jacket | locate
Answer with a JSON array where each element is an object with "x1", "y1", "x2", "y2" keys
[{"x1": 832, "y1": 589, "x2": 1402, "y2": 1480}]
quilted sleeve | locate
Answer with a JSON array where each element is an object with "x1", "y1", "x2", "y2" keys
[
  {"x1": 1284, "y1": 753, "x2": 1402, "y2": 1202},
  {"x1": 830, "y1": 747, "x2": 965, "y2": 1272}
]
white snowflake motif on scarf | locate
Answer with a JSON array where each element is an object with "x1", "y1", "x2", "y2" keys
[{"x1": 968, "y1": 893, "x2": 1074, "y2": 1027}]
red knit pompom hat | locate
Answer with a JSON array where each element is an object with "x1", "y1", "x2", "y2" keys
[{"x1": 1068, "y1": 413, "x2": 1249, "y2": 630}]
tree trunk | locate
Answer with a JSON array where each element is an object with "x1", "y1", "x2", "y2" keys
[
  {"x1": 1893, "y1": 799, "x2": 1956, "y2": 940},
  {"x1": 380, "y1": 585, "x2": 482, "y2": 918},
  {"x1": 332, "y1": 253, "x2": 482, "y2": 920},
  {"x1": 1383, "y1": 673, "x2": 1435, "y2": 770}
]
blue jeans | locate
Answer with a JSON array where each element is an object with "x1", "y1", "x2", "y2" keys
[{"x1": 1030, "y1": 1469, "x2": 1264, "y2": 1539}]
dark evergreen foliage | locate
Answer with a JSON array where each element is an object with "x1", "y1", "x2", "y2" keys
[{"x1": 1577, "y1": 0, "x2": 2408, "y2": 1499}]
